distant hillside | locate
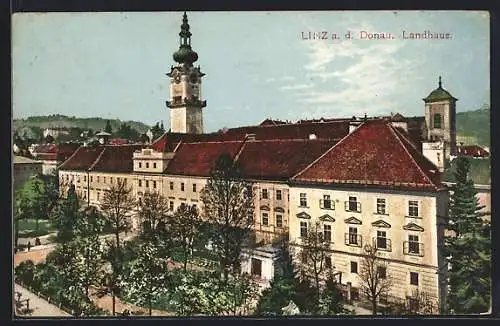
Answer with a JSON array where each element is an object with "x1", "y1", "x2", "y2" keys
[
  {"x1": 13, "y1": 115, "x2": 151, "y2": 134},
  {"x1": 443, "y1": 157, "x2": 490, "y2": 185},
  {"x1": 456, "y1": 105, "x2": 490, "y2": 147}
]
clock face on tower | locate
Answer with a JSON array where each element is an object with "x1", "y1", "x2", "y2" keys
[{"x1": 174, "y1": 74, "x2": 181, "y2": 84}]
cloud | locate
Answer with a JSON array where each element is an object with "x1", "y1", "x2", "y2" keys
[
  {"x1": 289, "y1": 14, "x2": 423, "y2": 117},
  {"x1": 279, "y1": 83, "x2": 313, "y2": 91},
  {"x1": 265, "y1": 76, "x2": 295, "y2": 83}
]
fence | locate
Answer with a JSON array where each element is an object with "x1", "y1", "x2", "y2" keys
[{"x1": 15, "y1": 281, "x2": 75, "y2": 316}]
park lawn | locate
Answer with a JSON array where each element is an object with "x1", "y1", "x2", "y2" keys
[{"x1": 17, "y1": 218, "x2": 56, "y2": 238}]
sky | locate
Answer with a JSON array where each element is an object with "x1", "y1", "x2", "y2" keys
[{"x1": 12, "y1": 11, "x2": 490, "y2": 132}]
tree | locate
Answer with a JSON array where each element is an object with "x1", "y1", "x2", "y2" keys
[
  {"x1": 150, "y1": 122, "x2": 165, "y2": 140},
  {"x1": 14, "y1": 189, "x2": 31, "y2": 252},
  {"x1": 200, "y1": 153, "x2": 255, "y2": 280},
  {"x1": 318, "y1": 273, "x2": 346, "y2": 315},
  {"x1": 123, "y1": 241, "x2": 169, "y2": 316},
  {"x1": 295, "y1": 221, "x2": 332, "y2": 308},
  {"x1": 169, "y1": 204, "x2": 202, "y2": 272},
  {"x1": 99, "y1": 179, "x2": 136, "y2": 315},
  {"x1": 104, "y1": 120, "x2": 113, "y2": 134},
  {"x1": 53, "y1": 184, "x2": 80, "y2": 243},
  {"x1": 443, "y1": 156, "x2": 491, "y2": 314},
  {"x1": 137, "y1": 191, "x2": 169, "y2": 240},
  {"x1": 358, "y1": 244, "x2": 393, "y2": 315},
  {"x1": 255, "y1": 243, "x2": 299, "y2": 316}
]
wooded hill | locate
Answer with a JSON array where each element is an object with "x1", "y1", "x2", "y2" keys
[{"x1": 13, "y1": 115, "x2": 150, "y2": 134}]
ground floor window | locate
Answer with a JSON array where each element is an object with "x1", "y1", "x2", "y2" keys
[{"x1": 251, "y1": 258, "x2": 262, "y2": 277}]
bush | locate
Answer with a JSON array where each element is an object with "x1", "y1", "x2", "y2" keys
[{"x1": 14, "y1": 260, "x2": 36, "y2": 284}]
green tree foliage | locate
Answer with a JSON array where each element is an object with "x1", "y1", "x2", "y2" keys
[
  {"x1": 318, "y1": 273, "x2": 347, "y2": 315},
  {"x1": 99, "y1": 179, "x2": 136, "y2": 315},
  {"x1": 149, "y1": 122, "x2": 165, "y2": 140},
  {"x1": 104, "y1": 120, "x2": 113, "y2": 134},
  {"x1": 115, "y1": 122, "x2": 140, "y2": 141},
  {"x1": 200, "y1": 153, "x2": 255, "y2": 280},
  {"x1": 443, "y1": 156, "x2": 491, "y2": 314},
  {"x1": 122, "y1": 241, "x2": 170, "y2": 316},
  {"x1": 14, "y1": 189, "x2": 31, "y2": 252},
  {"x1": 169, "y1": 204, "x2": 202, "y2": 272},
  {"x1": 255, "y1": 244, "x2": 299, "y2": 316},
  {"x1": 53, "y1": 184, "x2": 80, "y2": 243}
]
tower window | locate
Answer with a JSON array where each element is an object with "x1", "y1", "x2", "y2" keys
[
  {"x1": 146, "y1": 162, "x2": 149, "y2": 168},
  {"x1": 433, "y1": 113, "x2": 442, "y2": 129}
]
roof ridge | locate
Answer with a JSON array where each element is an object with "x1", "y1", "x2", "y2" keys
[
  {"x1": 387, "y1": 123, "x2": 438, "y2": 189},
  {"x1": 89, "y1": 147, "x2": 107, "y2": 171},
  {"x1": 233, "y1": 139, "x2": 248, "y2": 164},
  {"x1": 57, "y1": 145, "x2": 83, "y2": 169},
  {"x1": 392, "y1": 125, "x2": 420, "y2": 152},
  {"x1": 292, "y1": 121, "x2": 368, "y2": 179},
  {"x1": 173, "y1": 140, "x2": 183, "y2": 152}
]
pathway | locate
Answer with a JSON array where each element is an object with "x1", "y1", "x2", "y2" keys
[{"x1": 14, "y1": 283, "x2": 72, "y2": 317}]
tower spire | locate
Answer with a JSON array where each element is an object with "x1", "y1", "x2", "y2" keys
[
  {"x1": 438, "y1": 76, "x2": 442, "y2": 88},
  {"x1": 173, "y1": 12, "x2": 198, "y2": 66}
]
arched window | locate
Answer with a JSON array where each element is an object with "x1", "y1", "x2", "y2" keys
[{"x1": 433, "y1": 113, "x2": 442, "y2": 129}]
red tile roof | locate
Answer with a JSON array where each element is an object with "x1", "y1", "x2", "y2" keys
[
  {"x1": 166, "y1": 141, "x2": 245, "y2": 176},
  {"x1": 91, "y1": 145, "x2": 144, "y2": 172},
  {"x1": 235, "y1": 139, "x2": 338, "y2": 180},
  {"x1": 292, "y1": 119, "x2": 441, "y2": 191},
  {"x1": 58, "y1": 146, "x2": 105, "y2": 171},
  {"x1": 457, "y1": 145, "x2": 489, "y2": 157}
]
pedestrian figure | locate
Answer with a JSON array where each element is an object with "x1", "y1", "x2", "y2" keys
[
  {"x1": 27, "y1": 241, "x2": 31, "y2": 252},
  {"x1": 35, "y1": 237, "x2": 41, "y2": 246}
]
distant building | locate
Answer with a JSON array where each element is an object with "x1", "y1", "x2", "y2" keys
[
  {"x1": 455, "y1": 144, "x2": 489, "y2": 158},
  {"x1": 43, "y1": 127, "x2": 70, "y2": 139},
  {"x1": 13, "y1": 155, "x2": 42, "y2": 190},
  {"x1": 30, "y1": 143, "x2": 80, "y2": 175}
]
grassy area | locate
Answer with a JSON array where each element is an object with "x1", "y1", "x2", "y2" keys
[{"x1": 17, "y1": 218, "x2": 56, "y2": 238}]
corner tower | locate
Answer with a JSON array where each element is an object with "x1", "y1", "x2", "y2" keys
[
  {"x1": 423, "y1": 76, "x2": 458, "y2": 157},
  {"x1": 166, "y1": 12, "x2": 206, "y2": 134}
]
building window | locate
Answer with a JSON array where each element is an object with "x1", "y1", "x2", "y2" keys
[
  {"x1": 192, "y1": 184, "x2": 197, "y2": 192},
  {"x1": 377, "y1": 266, "x2": 387, "y2": 279},
  {"x1": 84, "y1": 176, "x2": 87, "y2": 182},
  {"x1": 170, "y1": 182, "x2": 174, "y2": 190},
  {"x1": 321, "y1": 194, "x2": 333, "y2": 209},
  {"x1": 376, "y1": 198, "x2": 386, "y2": 214},
  {"x1": 299, "y1": 193, "x2": 307, "y2": 207},
  {"x1": 276, "y1": 190, "x2": 282, "y2": 201},
  {"x1": 346, "y1": 196, "x2": 360, "y2": 212},
  {"x1": 153, "y1": 181, "x2": 157, "y2": 189},
  {"x1": 104, "y1": 177, "x2": 106, "y2": 183},
  {"x1": 325, "y1": 256, "x2": 332, "y2": 269},
  {"x1": 90, "y1": 176, "x2": 93, "y2": 182},
  {"x1": 97, "y1": 176, "x2": 100, "y2": 182},
  {"x1": 169, "y1": 201, "x2": 174, "y2": 211},
  {"x1": 409, "y1": 235, "x2": 420, "y2": 254},
  {"x1": 433, "y1": 113, "x2": 442, "y2": 129},
  {"x1": 139, "y1": 162, "x2": 142, "y2": 168},
  {"x1": 262, "y1": 212, "x2": 269, "y2": 226},
  {"x1": 276, "y1": 214, "x2": 283, "y2": 228},
  {"x1": 124, "y1": 178, "x2": 127, "y2": 184},
  {"x1": 153, "y1": 162, "x2": 157, "y2": 169},
  {"x1": 376, "y1": 230, "x2": 387, "y2": 250},
  {"x1": 261, "y1": 189, "x2": 268, "y2": 199},
  {"x1": 348, "y1": 227, "x2": 359, "y2": 245},
  {"x1": 138, "y1": 197, "x2": 142, "y2": 206},
  {"x1": 324, "y1": 224, "x2": 332, "y2": 242},
  {"x1": 110, "y1": 177, "x2": 113, "y2": 184},
  {"x1": 408, "y1": 201, "x2": 419, "y2": 217},
  {"x1": 145, "y1": 180, "x2": 149, "y2": 188},
  {"x1": 146, "y1": 162, "x2": 149, "y2": 168},
  {"x1": 300, "y1": 221, "x2": 308, "y2": 238},
  {"x1": 97, "y1": 192, "x2": 100, "y2": 200},
  {"x1": 138, "y1": 180, "x2": 142, "y2": 187},
  {"x1": 351, "y1": 261, "x2": 358, "y2": 274},
  {"x1": 410, "y1": 272, "x2": 419, "y2": 286},
  {"x1": 181, "y1": 183, "x2": 185, "y2": 191}
]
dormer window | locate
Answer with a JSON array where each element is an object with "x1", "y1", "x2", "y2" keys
[
  {"x1": 153, "y1": 162, "x2": 157, "y2": 169},
  {"x1": 139, "y1": 162, "x2": 142, "y2": 168}
]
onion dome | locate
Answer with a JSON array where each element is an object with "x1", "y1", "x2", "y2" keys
[
  {"x1": 173, "y1": 12, "x2": 198, "y2": 66},
  {"x1": 423, "y1": 76, "x2": 458, "y2": 103}
]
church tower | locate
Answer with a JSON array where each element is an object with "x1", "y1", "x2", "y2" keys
[
  {"x1": 423, "y1": 76, "x2": 458, "y2": 158},
  {"x1": 166, "y1": 12, "x2": 206, "y2": 134}
]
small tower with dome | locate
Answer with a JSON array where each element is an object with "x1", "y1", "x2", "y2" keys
[{"x1": 423, "y1": 76, "x2": 458, "y2": 158}]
